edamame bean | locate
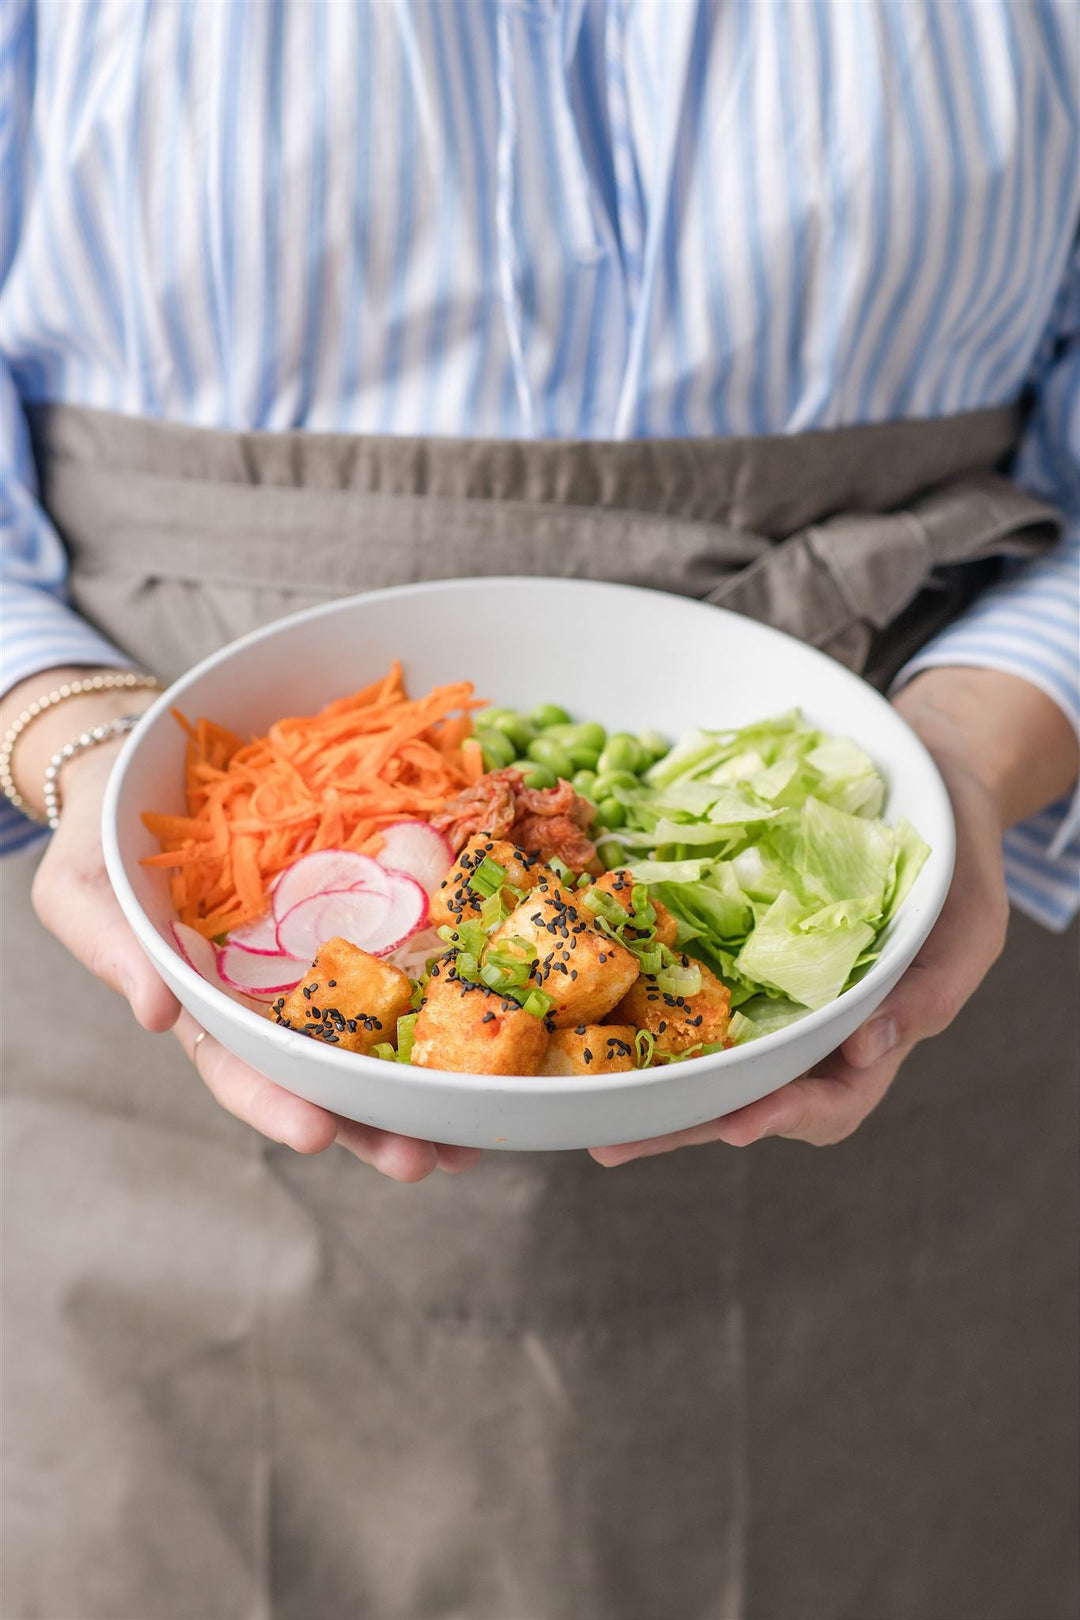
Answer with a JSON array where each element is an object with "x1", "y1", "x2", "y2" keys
[
  {"x1": 595, "y1": 797, "x2": 627, "y2": 829},
  {"x1": 527, "y1": 736, "x2": 576, "y2": 779},
  {"x1": 596, "y1": 838, "x2": 625, "y2": 870},
  {"x1": 572, "y1": 768, "x2": 598, "y2": 797},
  {"x1": 596, "y1": 732, "x2": 645, "y2": 776},
  {"x1": 476, "y1": 728, "x2": 517, "y2": 770},
  {"x1": 520, "y1": 763, "x2": 557, "y2": 790},
  {"x1": 542, "y1": 721, "x2": 607, "y2": 752},
  {"x1": 637, "y1": 728, "x2": 669, "y2": 762},
  {"x1": 489, "y1": 713, "x2": 537, "y2": 752},
  {"x1": 592, "y1": 769, "x2": 639, "y2": 800},
  {"x1": 574, "y1": 720, "x2": 607, "y2": 751},
  {"x1": 481, "y1": 707, "x2": 518, "y2": 729},
  {"x1": 566, "y1": 743, "x2": 601, "y2": 771},
  {"x1": 530, "y1": 703, "x2": 573, "y2": 730}
]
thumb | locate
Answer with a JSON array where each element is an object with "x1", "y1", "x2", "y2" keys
[{"x1": 843, "y1": 884, "x2": 1007, "y2": 1070}]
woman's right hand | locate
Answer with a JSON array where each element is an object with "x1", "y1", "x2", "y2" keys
[{"x1": 13, "y1": 670, "x2": 477, "y2": 1182}]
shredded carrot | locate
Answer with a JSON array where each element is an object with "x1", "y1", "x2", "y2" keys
[{"x1": 141, "y1": 662, "x2": 484, "y2": 936}]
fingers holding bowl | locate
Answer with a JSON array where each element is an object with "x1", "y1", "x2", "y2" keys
[
  {"x1": 173, "y1": 1011, "x2": 465, "y2": 1181},
  {"x1": 174, "y1": 1010, "x2": 339, "y2": 1155}
]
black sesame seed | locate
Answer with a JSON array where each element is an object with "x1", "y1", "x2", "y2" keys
[{"x1": 482, "y1": 1011, "x2": 496, "y2": 1023}]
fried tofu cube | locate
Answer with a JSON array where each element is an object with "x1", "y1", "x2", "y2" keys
[
  {"x1": 489, "y1": 888, "x2": 639, "y2": 1028},
  {"x1": 590, "y1": 869, "x2": 679, "y2": 949},
  {"x1": 610, "y1": 956, "x2": 731, "y2": 1056},
  {"x1": 429, "y1": 836, "x2": 557, "y2": 931},
  {"x1": 273, "y1": 936, "x2": 412, "y2": 1054},
  {"x1": 411, "y1": 959, "x2": 550, "y2": 1075},
  {"x1": 539, "y1": 1024, "x2": 637, "y2": 1076}
]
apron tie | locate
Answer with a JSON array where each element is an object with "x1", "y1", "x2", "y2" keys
[{"x1": 707, "y1": 472, "x2": 1062, "y2": 672}]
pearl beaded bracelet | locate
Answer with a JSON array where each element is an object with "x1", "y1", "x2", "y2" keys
[
  {"x1": 0, "y1": 671, "x2": 160, "y2": 827},
  {"x1": 41, "y1": 714, "x2": 143, "y2": 830}
]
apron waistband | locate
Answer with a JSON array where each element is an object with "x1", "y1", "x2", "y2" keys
[{"x1": 28, "y1": 402, "x2": 1061, "y2": 690}]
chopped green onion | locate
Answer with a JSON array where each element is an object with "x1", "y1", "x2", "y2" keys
[
  {"x1": 468, "y1": 856, "x2": 507, "y2": 898},
  {"x1": 656, "y1": 962, "x2": 702, "y2": 997},
  {"x1": 479, "y1": 890, "x2": 508, "y2": 931},
  {"x1": 395, "y1": 1014, "x2": 418, "y2": 1063},
  {"x1": 576, "y1": 872, "x2": 592, "y2": 889},
  {"x1": 655, "y1": 1041, "x2": 726, "y2": 1065},
  {"x1": 455, "y1": 952, "x2": 480, "y2": 983},
  {"x1": 521, "y1": 989, "x2": 553, "y2": 1019},
  {"x1": 408, "y1": 970, "x2": 431, "y2": 1010},
  {"x1": 630, "y1": 884, "x2": 653, "y2": 918},
  {"x1": 583, "y1": 887, "x2": 629, "y2": 925},
  {"x1": 439, "y1": 918, "x2": 487, "y2": 958},
  {"x1": 549, "y1": 856, "x2": 576, "y2": 884},
  {"x1": 370, "y1": 1042, "x2": 397, "y2": 1062},
  {"x1": 480, "y1": 961, "x2": 509, "y2": 993},
  {"x1": 633, "y1": 944, "x2": 664, "y2": 976},
  {"x1": 633, "y1": 1029, "x2": 656, "y2": 1069},
  {"x1": 484, "y1": 945, "x2": 534, "y2": 987}
]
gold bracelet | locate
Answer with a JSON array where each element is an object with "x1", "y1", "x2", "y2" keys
[{"x1": 0, "y1": 672, "x2": 161, "y2": 825}]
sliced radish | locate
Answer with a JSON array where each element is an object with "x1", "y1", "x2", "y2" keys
[
  {"x1": 171, "y1": 920, "x2": 222, "y2": 982},
  {"x1": 271, "y1": 850, "x2": 392, "y2": 922},
  {"x1": 170, "y1": 921, "x2": 266, "y2": 1011},
  {"x1": 373, "y1": 821, "x2": 454, "y2": 897},
  {"x1": 374, "y1": 870, "x2": 428, "y2": 952},
  {"x1": 227, "y1": 911, "x2": 284, "y2": 953},
  {"x1": 216, "y1": 944, "x2": 305, "y2": 997},
  {"x1": 276, "y1": 885, "x2": 394, "y2": 961}
]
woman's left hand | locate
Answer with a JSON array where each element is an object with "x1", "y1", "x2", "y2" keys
[{"x1": 589, "y1": 666, "x2": 1077, "y2": 1167}]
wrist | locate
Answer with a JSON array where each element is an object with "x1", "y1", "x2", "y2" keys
[
  {"x1": 894, "y1": 666, "x2": 1079, "y2": 830},
  {"x1": 1, "y1": 666, "x2": 159, "y2": 819}
]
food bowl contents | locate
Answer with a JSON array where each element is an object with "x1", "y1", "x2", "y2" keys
[
  {"x1": 432, "y1": 767, "x2": 601, "y2": 874},
  {"x1": 539, "y1": 1026, "x2": 638, "y2": 1076},
  {"x1": 141, "y1": 663, "x2": 481, "y2": 940},
  {"x1": 409, "y1": 961, "x2": 552, "y2": 1077},
  {"x1": 272, "y1": 845, "x2": 732, "y2": 1076},
  {"x1": 143, "y1": 666, "x2": 928, "y2": 1073},
  {"x1": 594, "y1": 710, "x2": 930, "y2": 1042},
  {"x1": 271, "y1": 937, "x2": 413, "y2": 1055}
]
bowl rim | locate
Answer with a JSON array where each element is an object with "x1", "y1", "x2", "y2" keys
[{"x1": 102, "y1": 575, "x2": 956, "y2": 1096}]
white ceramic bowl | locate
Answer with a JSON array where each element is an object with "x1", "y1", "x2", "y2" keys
[{"x1": 103, "y1": 578, "x2": 954, "y2": 1151}]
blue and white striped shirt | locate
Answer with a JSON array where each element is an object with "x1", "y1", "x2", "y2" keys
[{"x1": 2, "y1": 0, "x2": 1078, "y2": 924}]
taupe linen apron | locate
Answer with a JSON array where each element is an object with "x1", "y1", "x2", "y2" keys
[{"x1": 3, "y1": 404, "x2": 1076, "y2": 1620}]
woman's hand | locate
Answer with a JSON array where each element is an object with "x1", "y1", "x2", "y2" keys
[
  {"x1": 14, "y1": 669, "x2": 477, "y2": 1182},
  {"x1": 590, "y1": 667, "x2": 1079, "y2": 1166}
]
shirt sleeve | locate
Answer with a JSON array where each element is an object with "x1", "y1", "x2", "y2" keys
[
  {"x1": 895, "y1": 246, "x2": 1080, "y2": 932},
  {"x1": 1, "y1": 0, "x2": 131, "y2": 853}
]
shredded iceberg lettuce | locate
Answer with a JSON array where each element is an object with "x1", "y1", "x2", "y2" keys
[{"x1": 616, "y1": 710, "x2": 929, "y2": 1029}]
